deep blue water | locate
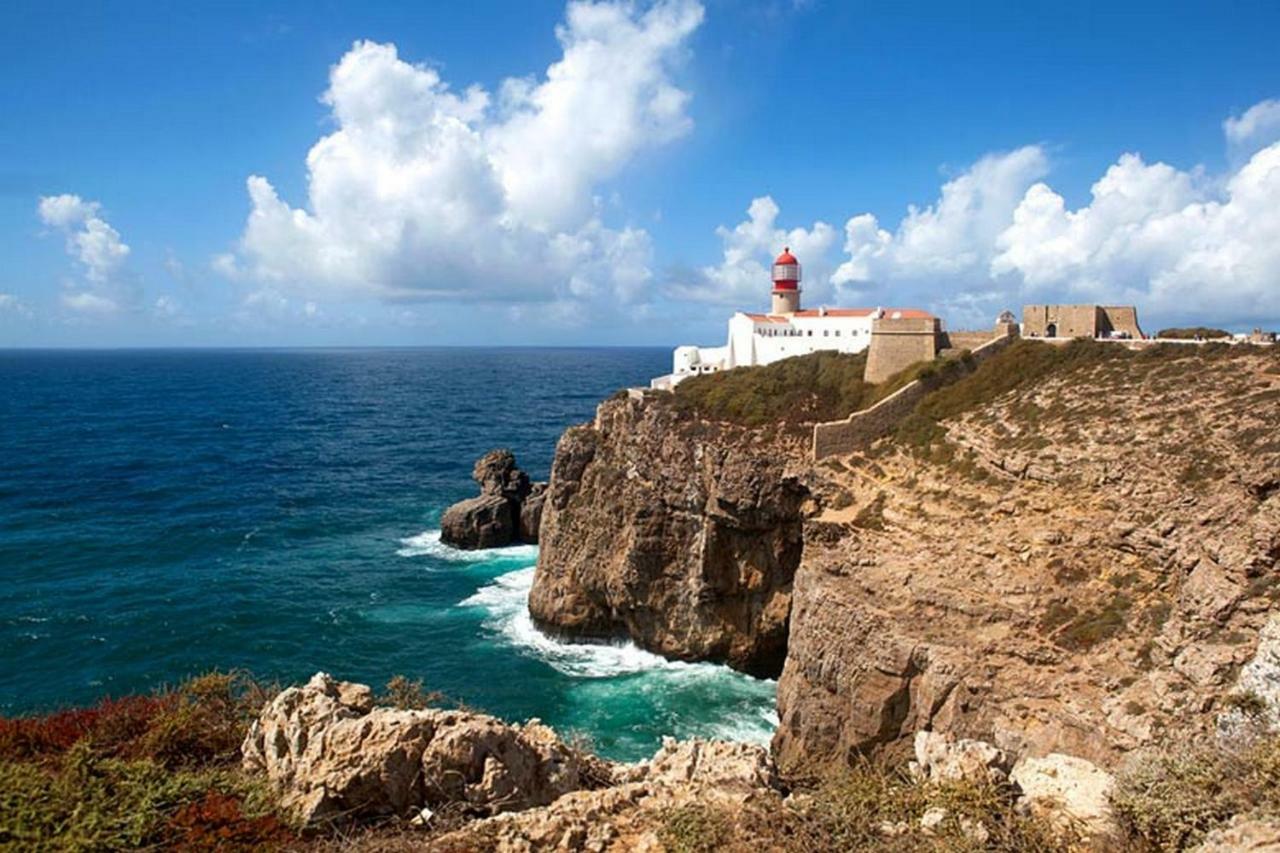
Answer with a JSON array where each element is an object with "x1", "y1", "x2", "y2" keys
[{"x1": 0, "y1": 348, "x2": 776, "y2": 761}]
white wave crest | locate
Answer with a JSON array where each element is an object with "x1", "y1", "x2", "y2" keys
[
  {"x1": 459, "y1": 567, "x2": 780, "y2": 746},
  {"x1": 397, "y1": 529, "x2": 539, "y2": 563}
]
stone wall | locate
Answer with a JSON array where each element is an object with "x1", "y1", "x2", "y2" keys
[
  {"x1": 1099, "y1": 305, "x2": 1145, "y2": 338},
  {"x1": 812, "y1": 333, "x2": 1016, "y2": 460},
  {"x1": 863, "y1": 316, "x2": 942, "y2": 384},
  {"x1": 1023, "y1": 304, "x2": 1144, "y2": 339}
]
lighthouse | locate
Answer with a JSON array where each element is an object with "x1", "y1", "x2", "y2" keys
[{"x1": 771, "y1": 247, "x2": 801, "y2": 315}]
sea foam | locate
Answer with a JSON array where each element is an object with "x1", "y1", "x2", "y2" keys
[
  {"x1": 459, "y1": 566, "x2": 779, "y2": 747},
  {"x1": 397, "y1": 529, "x2": 540, "y2": 563}
]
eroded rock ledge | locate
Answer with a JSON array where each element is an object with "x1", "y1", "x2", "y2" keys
[
  {"x1": 528, "y1": 394, "x2": 811, "y2": 678},
  {"x1": 441, "y1": 449, "x2": 547, "y2": 549}
]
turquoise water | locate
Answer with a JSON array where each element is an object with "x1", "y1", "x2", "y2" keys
[{"x1": 0, "y1": 348, "x2": 776, "y2": 761}]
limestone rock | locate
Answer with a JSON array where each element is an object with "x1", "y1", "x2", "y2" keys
[
  {"x1": 1195, "y1": 816, "x2": 1280, "y2": 852},
  {"x1": 241, "y1": 673, "x2": 607, "y2": 824},
  {"x1": 913, "y1": 730, "x2": 1010, "y2": 783},
  {"x1": 529, "y1": 396, "x2": 808, "y2": 677},
  {"x1": 433, "y1": 737, "x2": 783, "y2": 852},
  {"x1": 1010, "y1": 753, "x2": 1117, "y2": 837},
  {"x1": 520, "y1": 483, "x2": 547, "y2": 544},
  {"x1": 441, "y1": 494, "x2": 516, "y2": 550},
  {"x1": 620, "y1": 737, "x2": 777, "y2": 791},
  {"x1": 440, "y1": 450, "x2": 546, "y2": 549},
  {"x1": 1219, "y1": 614, "x2": 1280, "y2": 738}
]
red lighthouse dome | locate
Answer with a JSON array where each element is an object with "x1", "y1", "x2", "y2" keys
[{"x1": 771, "y1": 247, "x2": 801, "y2": 291}]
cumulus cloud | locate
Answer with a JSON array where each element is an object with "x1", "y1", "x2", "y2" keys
[
  {"x1": 224, "y1": 0, "x2": 704, "y2": 318},
  {"x1": 1224, "y1": 98, "x2": 1280, "y2": 159},
  {"x1": 992, "y1": 144, "x2": 1280, "y2": 324},
  {"x1": 815, "y1": 100, "x2": 1280, "y2": 328},
  {"x1": 832, "y1": 146, "x2": 1049, "y2": 288},
  {"x1": 680, "y1": 195, "x2": 837, "y2": 305},
  {"x1": 37, "y1": 194, "x2": 130, "y2": 286}
]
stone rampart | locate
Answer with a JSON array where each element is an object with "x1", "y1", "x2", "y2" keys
[
  {"x1": 864, "y1": 316, "x2": 942, "y2": 384},
  {"x1": 813, "y1": 333, "x2": 1016, "y2": 460}
]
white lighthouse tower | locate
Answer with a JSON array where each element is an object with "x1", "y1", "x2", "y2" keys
[{"x1": 770, "y1": 247, "x2": 801, "y2": 315}]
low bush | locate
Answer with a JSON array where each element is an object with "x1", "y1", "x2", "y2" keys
[
  {"x1": 1112, "y1": 736, "x2": 1280, "y2": 850},
  {"x1": 0, "y1": 672, "x2": 295, "y2": 851},
  {"x1": 783, "y1": 759, "x2": 1076, "y2": 851},
  {"x1": 1156, "y1": 327, "x2": 1232, "y2": 340},
  {"x1": 670, "y1": 350, "x2": 874, "y2": 426}
]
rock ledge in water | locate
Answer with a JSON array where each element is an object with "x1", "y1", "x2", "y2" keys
[{"x1": 440, "y1": 449, "x2": 547, "y2": 549}]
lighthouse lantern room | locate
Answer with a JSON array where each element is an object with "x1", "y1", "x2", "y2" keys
[{"x1": 770, "y1": 247, "x2": 802, "y2": 315}]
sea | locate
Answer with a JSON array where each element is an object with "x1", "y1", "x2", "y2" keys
[{"x1": 0, "y1": 348, "x2": 777, "y2": 761}]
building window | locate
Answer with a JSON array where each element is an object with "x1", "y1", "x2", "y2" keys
[{"x1": 807, "y1": 330, "x2": 813, "y2": 336}]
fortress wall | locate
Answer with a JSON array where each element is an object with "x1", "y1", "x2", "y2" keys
[
  {"x1": 1101, "y1": 305, "x2": 1145, "y2": 338},
  {"x1": 813, "y1": 333, "x2": 1017, "y2": 460},
  {"x1": 1023, "y1": 304, "x2": 1102, "y2": 338},
  {"x1": 863, "y1": 317, "x2": 942, "y2": 384},
  {"x1": 944, "y1": 331, "x2": 999, "y2": 351}
]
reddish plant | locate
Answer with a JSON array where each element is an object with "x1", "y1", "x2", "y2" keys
[
  {"x1": 0, "y1": 694, "x2": 171, "y2": 761},
  {"x1": 165, "y1": 790, "x2": 296, "y2": 850}
]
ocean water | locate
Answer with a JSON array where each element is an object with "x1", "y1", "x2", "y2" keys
[{"x1": 0, "y1": 348, "x2": 777, "y2": 761}]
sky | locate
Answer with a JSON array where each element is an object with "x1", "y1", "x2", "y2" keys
[{"x1": 2, "y1": 0, "x2": 1279, "y2": 348}]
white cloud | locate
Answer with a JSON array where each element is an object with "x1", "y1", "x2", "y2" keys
[
  {"x1": 993, "y1": 143, "x2": 1280, "y2": 324},
  {"x1": 832, "y1": 146, "x2": 1049, "y2": 287},
  {"x1": 680, "y1": 195, "x2": 838, "y2": 305},
  {"x1": 38, "y1": 194, "x2": 131, "y2": 285},
  {"x1": 0, "y1": 293, "x2": 34, "y2": 319},
  {"x1": 808, "y1": 100, "x2": 1280, "y2": 328},
  {"x1": 1224, "y1": 98, "x2": 1280, "y2": 159},
  {"x1": 224, "y1": 0, "x2": 704, "y2": 320},
  {"x1": 60, "y1": 291, "x2": 118, "y2": 314}
]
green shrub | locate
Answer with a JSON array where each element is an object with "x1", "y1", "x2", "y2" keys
[
  {"x1": 0, "y1": 743, "x2": 284, "y2": 850},
  {"x1": 1111, "y1": 739, "x2": 1270, "y2": 851},
  {"x1": 659, "y1": 803, "x2": 731, "y2": 853},
  {"x1": 671, "y1": 350, "x2": 873, "y2": 426},
  {"x1": 784, "y1": 759, "x2": 1076, "y2": 851},
  {"x1": 1156, "y1": 327, "x2": 1232, "y2": 340}
]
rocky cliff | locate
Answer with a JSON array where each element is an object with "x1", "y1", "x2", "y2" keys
[
  {"x1": 774, "y1": 342, "x2": 1280, "y2": 771},
  {"x1": 530, "y1": 342, "x2": 1280, "y2": 777},
  {"x1": 528, "y1": 393, "x2": 811, "y2": 677}
]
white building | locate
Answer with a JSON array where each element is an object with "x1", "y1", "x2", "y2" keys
[{"x1": 652, "y1": 247, "x2": 933, "y2": 389}]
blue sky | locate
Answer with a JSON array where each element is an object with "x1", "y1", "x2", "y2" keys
[{"x1": 3, "y1": 0, "x2": 1279, "y2": 347}]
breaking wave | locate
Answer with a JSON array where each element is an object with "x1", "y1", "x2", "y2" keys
[
  {"x1": 396, "y1": 529, "x2": 539, "y2": 563},
  {"x1": 459, "y1": 566, "x2": 779, "y2": 747}
]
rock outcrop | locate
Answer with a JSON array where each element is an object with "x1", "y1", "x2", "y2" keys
[
  {"x1": 528, "y1": 393, "x2": 810, "y2": 677},
  {"x1": 1010, "y1": 753, "x2": 1118, "y2": 838},
  {"x1": 774, "y1": 344, "x2": 1280, "y2": 771},
  {"x1": 441, "y1": 450, "x2": 547, "y2": 549},
  {"x1": 241, "y1": 673, "x2": 608, "y2": 824},
  {"x1": 434, "y1": 737, "x2": 783, "y2": 852}
]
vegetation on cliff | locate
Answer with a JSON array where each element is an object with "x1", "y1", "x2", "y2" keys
[
  {"x1": 1156, "y1": 326, "x2": 1233, "y2": 340},
  {"x1": 669, "y1": 351, "x2": 873, "y2": 426}
]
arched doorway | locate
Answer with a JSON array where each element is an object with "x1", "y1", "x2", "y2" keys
[{"x1": 1046, "y1": 322, "x2": 1057, "y2": 338}]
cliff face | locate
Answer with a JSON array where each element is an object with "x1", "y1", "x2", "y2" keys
[
  {"x1": 529, "y1": 344, "x2": 1280, "y2": 775},
  {"x1": 775, "y1": 344, "x2": 1280, "y2": 770},
  {"x1": 528, "y1": 393, "x2": 810, "y2": 677}
]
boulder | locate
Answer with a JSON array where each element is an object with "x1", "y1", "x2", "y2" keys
[
  {"x1": 1010, "y1": 753, "x2": 1117, "y2": 838},
  {"x1": 440, "y1": 450, "x2": 546, "y2": 549},
  {"x1": 913, "y1": 730, "x2": 1010, "y2": 783},
  {"x1": 475, "y1": 449, "x2": 531, "y2": 501},
  {"x1": 520, "y1": 483, "x2": 547, "y2": 544},
  {"x1": 242, "y1": 673, "x2": 609, "y2": 824},
  {"x1": 441, "y1": 494, "x2": 517, "y2": 549}
]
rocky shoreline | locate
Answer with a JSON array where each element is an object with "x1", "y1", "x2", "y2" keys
[{"x1": 440, "y1": 449, "x2": 547, "y2": 549}]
